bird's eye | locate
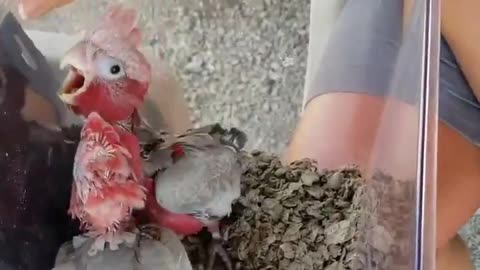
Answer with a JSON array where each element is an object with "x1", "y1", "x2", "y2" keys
[
  {"x1": 95, "y1": 54, "x2": 126, "y2": 80},
  {"x1": 110, "y1": 65, "x2": 121, "y2": 75}
]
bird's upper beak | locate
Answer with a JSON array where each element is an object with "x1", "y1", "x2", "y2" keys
[{"x1": 58, "y1": 42, "x2": 91, "y2": 105}]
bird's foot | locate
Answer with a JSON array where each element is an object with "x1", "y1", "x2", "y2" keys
[
  {"x1": 204, "y1": 234, "x2": 233, "y2": 270},
  {"x1": 137, "y1": 224, "x2": 164, "y2": 241},
  {"x1": 86, "y1": 231, "x2": 137, "y2": 256},
  {"x1": 87, "y1": 235, "x2": 106, "y2": 256},
  {"x1": 72, "y1": 234, "x2": 90, "y2": 249},
  {"x1": 108, "y1": 230, "x2": 137, "y2": 250},
  {"x1": 134, "y1": 224, "x2": 164, "y2": 262}
]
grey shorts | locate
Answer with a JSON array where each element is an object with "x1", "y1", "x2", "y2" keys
[{"x1": 305, "y1": 0, "x2": 480, "y2": 146}]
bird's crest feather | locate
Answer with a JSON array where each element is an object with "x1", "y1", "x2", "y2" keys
[{"x1": 89, "y1": 3, "x2": 142, "y2": 48}]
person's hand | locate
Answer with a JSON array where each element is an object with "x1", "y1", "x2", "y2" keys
[{"x1": 17, "y1": 0, "x2": 74, "y2": 20}]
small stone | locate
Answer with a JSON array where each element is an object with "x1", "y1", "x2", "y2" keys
[
  {"x1": 325, "y1": 261, "x2": 346, "y2": 270},
  {"x1": 326, "y1": 171, "x2": 344, "y2": 189},
  {"x1": 287, "y1": 261, "x2": 304, "y2": 270},
  {"x1": 282, "y1": 223, "x2": 303, "y2": 242},
  {"x1": 184, "y1": 57, "x2": 203, "y2": 73},
  {"x1": 325, "y1": 220, "x2": 354, "y2": 245},
  {"x1": 328, "y1": 245, "x2": 342, "y2": 258},
  {"x1": 280, "y1": 243, "x2": 296, "y2": 259},
  {"x1": 305, "y1": 186, "x2": 324, "y2": 199},
  {"x1": 301, "y1": 171, "x2": 319, "y2": 186},
  {"x1": 274, "y1": 167, "x2": 287, "y2": 176}
]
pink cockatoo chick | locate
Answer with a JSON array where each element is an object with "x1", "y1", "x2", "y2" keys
[
  {"x1": 58, "y1": 4, "x2": 151, "y2": 124},
  {"x1": 138, "y1": 123, "x2": 248, "y2": 270},
  {"x1": 68, "y1": 112, "x2": 147, "y2": 256}
]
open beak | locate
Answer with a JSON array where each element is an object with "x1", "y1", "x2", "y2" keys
[{"x1": 58, "y1": 42, "x2": 90, "y2": 105}]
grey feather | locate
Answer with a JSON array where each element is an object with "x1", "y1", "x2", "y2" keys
[
  {"x1": 154, "y1": 145, "x2": 242, "y2": 220},
  {"x1": 141, "y1": 123, "x2": 247, "y2": 223}
]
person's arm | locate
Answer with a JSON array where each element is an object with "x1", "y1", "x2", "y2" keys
[
  {"x1": 17, "y1": 0, "x2": 74, "y2": 20},
  {"x1": 441, "y1": 0, "x2": 480, "y2": 100},
  {"x1": 139, "y1": 62, "x2": 193, "y2": 134}
]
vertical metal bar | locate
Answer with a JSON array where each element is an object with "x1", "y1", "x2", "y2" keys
[{"x1": 416, "y1": 0, "x2": 439, "y2": 269}]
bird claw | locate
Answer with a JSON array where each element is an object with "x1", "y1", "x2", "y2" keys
[
  {"x1": 205, "y1": 238, "x2": 233, "y2": 270},
  {"x1": 88, "y1": 236, "x2": 106, "y2": 256},
  {"x1": 122, "y1": 231, "x2": 138, "y2": 247},
  {"x1": 134, "y1": 224, "x2": 164, "y2": 263},
  {"x1": 72, "y1": 235, "x2": 90, "y2": 249},
  {"x1": 138, "y1": 224, "x2": 163, "y2": 241},
  {"x1": 86, "y1": 231, "x2": 138, "y2": 256},
  {"x1": 109, "y1": 237, "x2": 121, "y2": 251}
]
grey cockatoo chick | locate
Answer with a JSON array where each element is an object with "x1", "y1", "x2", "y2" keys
[
  {"x1": 137, "y1": 123, "x2": 247, "y2": 270},
  {"x1": 52, "y1": 227, "x2": 193, "y2": 270}
]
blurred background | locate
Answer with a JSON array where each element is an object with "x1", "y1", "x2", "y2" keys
[{"x1": 1, "y1": 0, "x2": 479, "y2": 268}]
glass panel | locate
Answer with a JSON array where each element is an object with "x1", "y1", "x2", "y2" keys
[{"x1": 303, "y1": 0, "x2": 439, "y2": 269}]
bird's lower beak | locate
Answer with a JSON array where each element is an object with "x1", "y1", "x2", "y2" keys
[
  {"x1": 58, "y1": 42, "x2": 89, "y2": 105},
  {"x1": 58, "y1": 68, "x2": 87, "y2": 105}
]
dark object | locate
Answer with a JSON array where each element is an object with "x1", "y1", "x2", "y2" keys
[
  {"x1": 0, "y1": 12, "x2": 67, "y2": 125},
  {"x1": 0, "y1": 12, "x2": 80, "y2": 270}
]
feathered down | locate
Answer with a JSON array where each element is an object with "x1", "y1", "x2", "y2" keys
[
  {"x1": 140, "y1": 123, "x2": 247, "y2": 236},
  {"x1": 68, "y1": 112, "x2": 146, "y2": 236}
]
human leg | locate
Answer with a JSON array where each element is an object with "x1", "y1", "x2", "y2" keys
[
  {"x1": 437, "y1": 234, "x2": 474, "y2": 270},
  {"x1": 288, "y1": 0, "x2": 407, "y2": 171}
]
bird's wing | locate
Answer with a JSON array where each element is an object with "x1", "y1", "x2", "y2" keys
[{"x1": 154, "y1": 147, "x2": 241, "y2": 219}]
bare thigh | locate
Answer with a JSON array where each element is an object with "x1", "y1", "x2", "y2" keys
[
  {"x1": 437, "y1": 119, "x2": 480, "y2": 249},
  {"x1": 437, "y1": 234, "x2": 474, "y2": 270}
]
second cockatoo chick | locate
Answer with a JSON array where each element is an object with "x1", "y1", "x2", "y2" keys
[
  {"x1": 138, "y1": 123, "x2": 248, "y2": 270},
  {"x1": 58, "y1": 4, "x2": 151, "y2": 124},
  {"x1": 69, "y1": 112, "x2": 146, "y2": 256}
]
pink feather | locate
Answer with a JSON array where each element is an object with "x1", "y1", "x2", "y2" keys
[{"x1": 68, "y1": 112, "x2": 146, "y2": 236}]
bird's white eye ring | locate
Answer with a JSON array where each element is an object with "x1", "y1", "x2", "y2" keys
[{"x1": 95, "y1": 54, "x2": 126, "y2": 80}]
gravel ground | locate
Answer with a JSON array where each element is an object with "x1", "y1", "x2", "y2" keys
[{"x1": 3, "y1": 0, "x2": 480, "y2": 268}]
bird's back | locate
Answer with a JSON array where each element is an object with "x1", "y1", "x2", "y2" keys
[{"x1": 154, "y1": 145, "x2": 242, "y2": 220}]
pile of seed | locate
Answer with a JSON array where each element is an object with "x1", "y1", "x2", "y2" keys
[
  {"x1": 225, "y1": 151, "x2": 364, "y2": 270},
  {"x1": 184, "y1": 151, "x2": 417, "y2": 270}
]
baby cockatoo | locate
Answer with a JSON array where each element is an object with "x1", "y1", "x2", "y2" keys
[
  {"x1": 138, "y1": 123, "x2": 247, "y2": 270},
  {"x1": 69, "y1": 112, "x2": 146, "y2": 256},
  {"x1": 58, "y1": 4, "x2": 151, "y2": 124},
  {"x1": 52, "y1": 227, "x2": 193, "y2": 270}
]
